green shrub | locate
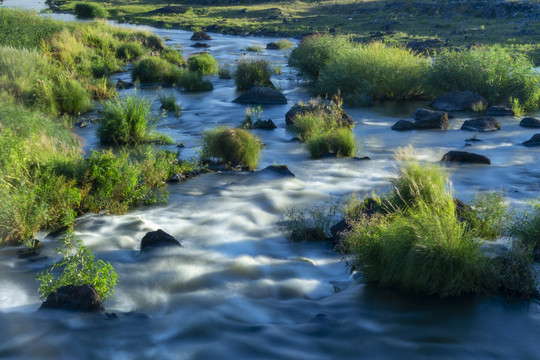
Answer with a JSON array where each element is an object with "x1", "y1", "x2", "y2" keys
[
  {"x1": 508, "y1": 203, "x2": 540, "y2": 254},
  {"x1": 200, "y1": 127, "x2": 262, "y2": 170},
  {"x1": 245, "y1": 43, "x2": 264, "y2": 52},
  {"x1": 289, "y1": 34, "x2": 352, "y2": 80},
  {"x1": 97, "y1": 93, "x2": 172, "y2": 145},
  {"x1": 218, "y1": 66, "x2": 232, "y2": 79},
  {"x1": 274, "y1": 39, "x2": 294, "y2": 49},
  {"x1": 461, "y1": 193, "x2": 508, "y2": 239},
  {"x1": 426, "y1": 47, "x2": 540, "y2": 111},
  {"x1": 116, "y1": 42, "x2": 146, "y2": 60},
  {"x1": 161, "y1": 46, "x2": 185, "y2": 65},
  {"x1": 177, "y1": 70, "x2": 213, "y2": 91},
  {"x1": 36, "y1": 232, "x2": 118, "y2": 301},
  {"x1": 316, "y1": 42, "x2": 429, "y2": 103},
  {"x1": 74, "y1": 3, "x2": 109, "y2": 19},
  {"x1": 158, "y1": 91, "x2": 181, "y2": 116},
  {"x1": 52, "y1": 75, "x2": 94, "y2": 114},
  {"x1": 234, "y1": 58, "x2": 273, "y2": 90},
  {"x1": 187, "y1": 52, "x2": 218, "y2": 74},
  {"x1": 132, "y1": 57, "x2": 180, "y2": 84}
]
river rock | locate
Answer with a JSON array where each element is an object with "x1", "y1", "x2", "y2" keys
[
  {"x1": 412, "y1": 108, "x2": 449, "y2": 129},
  {"x1": 441, "y1": 151, "x2": 491, "y2": 164},
  {"x1": 522, "y1": 134, "x2": 540, "y2": 147},
  {"x1": 266, "y1": 42, "x2": 280, "y2": 49},
  {"x1": 232, "y1": 86, "x2": 287, "y2": 104},
  {"x1": 461, "y1": 117, "x2": 500, "y2": 132},
  {"x1": 430, "y1": 90, "x2": 487, "y2": 111},
  {"x1": 391, "y1": 119, "x2": 415, "y2": 131},
  {"x1": 485, "y1": 106, "x2": 514, "y2": 116},
  {"x1": 330, "y1": 219, "x2": 352, "y2": 246},
  {"x1": 140, "y1": 229, "x2": 182, "y2": 251},
  {"x1": 520, "y1": 117, "x2": 540, "y2": 128},
  {"x1": 17, "y1": 239, "x2": 42, "y2": 259},
  {"x1": 116, "y1": 79, "x2": 134, "y2": 89},
  {"x1": 285, "y1": 101, "x2": 354, "y2": 127},
  {"x1": 192, "y1": 42, "x2": 210, "y2": 48},
  {"x1": 40, "y1": 284, "x2": 104, "y2": 312},
  {"x1": 252, "y1": 119, "x2": 277, "y2": 129},
  {"x1": 190, "y1": 31, "x2": 212, "y2": 41},
  {"x1": 259, "y1": 165, "x2": 295, "y2": 177}
]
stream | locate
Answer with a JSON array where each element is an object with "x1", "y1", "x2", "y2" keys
[{"x1": 2, "y1": 0, "x2": 540, "y2": 358}]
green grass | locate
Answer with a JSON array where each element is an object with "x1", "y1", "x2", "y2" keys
[
  {"x1": 234, "y1": 58, "x2": 273, "y2": 90},
  {"x1": 200, "y1": 127, "x2": 263, "y2": 170},
  {"x1": 161, "y1": 46, "x2": 185, "y2": 65},
  {"x1": 509, "y1": 203, "x2": 540, "y2": 255},
  {"x1": 97, "y1": 93, "x2": 173, "y2": 145},
  {"x1": 177, "y1": 70, "x2": 214, "y2": 92},
  {"x1": 74, "y1": 3, "x2": 109, "y2": 19},
  {"x1": 158, "y1": 91, "x2": 181, "y2": 116},
  {"x1": 115, "y1": 42, "x2": 146, "y2": 60},
  {"x1": 132, "y1": 57, "x2": 182, "y2": 84},
  {"x1": 273, "y1": 39, "x2": 294, "y2": 49},
  {"x1": 187, "y1": 52, "x2": 219, "y2": 74},
  {"x1": 245, "y1": 43, "x2": 264, "y2": 52}
]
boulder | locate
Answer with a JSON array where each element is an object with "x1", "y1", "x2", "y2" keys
[
  {"x1": 266, "y1": 42, "x2": 280, "y2": 50},
  {"x1": 252, "y1": 119, "x2": 277, "y2": 129},
  {"x1": 430, "y1": 90, "x2": 488, "y2": 111},
  {"x1": 330, "y1": 219, "x2": 352, "y2": 246},
  {"x1": 259, "y1": 165, "x2": 295, "y2": 177},
  {"x1": 391, "y1": 119, "x2": 415, "y2": 131},
  {"x1": 40, "y1": 284, "x2": 103, "y2": 312},
  {"x1": 140, "y1": 229, "x2": 182, "y2": 252},
  {"x1": 441, "y1": 151, "x2": 491, "y2": 164},
  {"x1": 285, "y1": 100, "x2": 354, "y2": 127},
  {"x1": 192, "y1": 42, "x2": 210, "y2": 48},
  {"x1": 520, "y1": 117, "x2": 540, "y2": 128},
  {"x1": 116, "y1": 79, "x2": 134, "y2": 89},
  {"x1": 461, "y1": 117, "x2": 500, "y2": 132},
  {"x1": 232, "y1": 86, "x2": 287, "y2": 104},
  {"x1": 485, "y1": 106, "x2": 514, "y2": 116},
  {"x1": 166, "y1": 173, "x2": 186, "y2": 183},
  {"x1": 522, "y1": 134, "x2": 540, "y2": 147},
  {"x1": 412, "y1": 108, "x2": 449, "y2": 129},
  {"x1": 190, "y1": 31, "x2": 212, "y2": 41}
]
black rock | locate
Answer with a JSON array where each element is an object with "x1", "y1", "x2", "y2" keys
[
  {"x1": 330, "y1": 219, "x2": 352, "y2": 246},
  {"x1": 192, "y1": 42, "x2": 211, "y2": 48},
  {"x1": 190, "y1": 31, "x2": 212, "y2": 41},
  {"x1": 430, "y1": 90, "x2": 487, "y2": 111},
  {"x1": 485, "y1": 106, "x2": 514, "y2": 116},
  {"x1": 461, "y1": 117, "x2": 500, "y2": 132},
  {"x1": 17, "y1": 239, "x2": 42, "y2": 259},
  {"x1": 252, "y1": 119, "x2": 277, "y2": 129},
  {"x1": 266, "y1": 42, "x2": 280, "y2": 49},
  {"x1": 40, "y1": 284, "x2": 104, "y2": 312},
  {"x1": 391, "y1": 119, "x2": 415, "y2": 131},
  {"x1": 520, "y1": 117, "x2": 540, "y2": 128},
  {"x1": 232, "y1": 86, "x2": 287, "y2": 104},
  {"x1": 116, "y1": 79, "x2": 134, "y2": 89},
  {"x1": 140, "y1": 229, "x2": 182, "y2": 252},
  {"x1": 166, "y1": 173, "x2": 186, "y2": 183},
  {"x1": 412, "y1": 108, "x2": 449, "y2": 129},
  {"x1": 259, "y1": 165, "x2": 295, "y2": 177},
  {"x1": 441, "y1": 151, "x2": 491, "y2": 164},
  {"x1": 522, "y1": 134, "x2": 540, "y2": 147}
]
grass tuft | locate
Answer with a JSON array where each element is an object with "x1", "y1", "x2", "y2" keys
[
  {"x1": 234, "y1": 58, "x2": 273, "y2": 90},
  {"x1": 200, "y1": 127, "x2": 262, "y2": 170}
]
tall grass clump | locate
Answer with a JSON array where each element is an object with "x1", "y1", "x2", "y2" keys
[
  {"x1": 316, "y1": 42, "x2": 429, "y2": 103},
  {"x1": 161, "y1": 46, "x2": 185, "y2": 65},
  {"x1": 74, "y1": 3, "x2": 109, "y2": 19},
  {"x1": 132, "y1": 57, "x2": 182, "y2": 85},
  {"x1": 177, "y1": 70, "x2": 213, "y2": 91},
  {"x1": 158, "y1": 91, "x2": 181, "y2": 116},
  {"x1": 289, "y1": 34, "x2": 352, "y2": 80},
  {"x1": 274, "y1": 39, "x2": 294, "y2": 49},
  {"x1": 426, "y1": 47, "x2": 540, "y2": 112},
  {"x1": 188, "y1": 52, "x2": 218, "y2": 74},
  {"x1": 115, "y1": 42, "x2": 146, "y2": 60},
  {"x1": 200, "y1": 127, "x2": 262, "y2": 170},
  {"x1": 234, "y1": 58, "x2": 273, "y2": 90},
  {"x1": 97, "y1": 93, "x2": 173, "y2": 145},
  {"x1": 508, "y1": 203, "x2": 540, "y2": 255}
]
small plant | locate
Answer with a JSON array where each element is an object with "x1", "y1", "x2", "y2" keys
[
  {"x1": 161, "y1": 46, "x2": 185, "y2": 65},
  {"x1": 132, "y1": 57, "x2": 181, "y2": 84},
  {"x1": 115, "y1": 42, "x2": 146, "y2": 60},
  {"x1": 36, "y1": 232, "x2": 118, "y2": 301},
  {"x1": 282, "y1": 203, "x2": 339, "y2": 242},
  {"x1": 158, "y1": 91, "x2": 181, "y2": 116},
  {"x1": 239, "y1": 106, "x2": 263, "y2": 129},
  {"x1": 462, "y1": 192, "x2": 508, "y2": 239},
  {"x1": 471, "y1": 100, "x2": 488, "y2": 112},
  {"x1": 200, "y1": 127, "x2": 262, "y2": 170},
  {"x1": 74, "y1": 3, "x2": 108, "y2": 19},
  {"x1": 510, "y1": 97, "x2": 525, "y2": 117},
  {"x1": 245, "y1": 43, "x2": 264, "y2": 52},
  {"x1": 234, "y1": 58, "x2": 273, "y2": 90},
  {"x1": 274, "y1": 39, "x2": 294, "y2": 49},
  {"x1": 187, "y1": 52, "x2": 218, "y2": 74},
  {"x1": 218, "y1": 66, "x2": 232, "y2": 79},
  {"x1": 508, "y1": 202, "x2": 540, "y2": 255},
  {"x1": 177, "y1": 70, "x2": 213, "y2": 91}
]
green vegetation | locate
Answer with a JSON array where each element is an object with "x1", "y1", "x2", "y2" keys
[
  {"x1": 187, "y1": 52, "x2": 219, "y2": 74},
  {"x1": 200, "y1": 127, "x2": 263, "y2": 170},
  {"x1": 177, "y1": 70, "x2": 214, "y2": 91},
  {"x1": 234, "y1": 58, "x2": 273, "y2": 90},
  {"x1": 97, "y1": 93, "x2": 173, "y2": 145},
  {"x1": 288, "y1": 97, "x2": 357, "y2": 158},
  {"x1": 161, "y1": 46, "x2": 185, "y2": 65},
  {"x1": 218, "y1": 66, "x2": 232, "y2": 79},
  {"x1": 158, "y1": 91, "x2": 181, "y2": 116},
  {"x1": 509, "y1": 203, "x2": 540, "y2": 256},
  {"x1": 116, "y1": 42, "x2": 146, "y2": 60},
  {"x1": 132, "y1": 57, "x2": 182, "y2": 85},
  {"x1": 245, "y1": 43, "x2": 264, "y2": 52},
  {"x1": 273, "y1": 39, "x2": 294, "y2": 49},
  {"x1": 74, "y1": 3, "x2": 109, "y2": 19},
  {"x1": 36, "y1": 232, "x2": 118, "y2": 301},
  {"x1": 282, "y1": 203, "x2": 338, "y2": 242}
]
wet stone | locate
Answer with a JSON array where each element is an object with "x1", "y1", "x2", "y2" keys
[
  {"x1": 40, "y1": 284, "x2": 104, "y2": 312},
  {"x1": 441, "y1": 151, "x2": 491, "y2": 164},
  {"x1": 140, "y1": 229, "x2": 182, "y2": 252},
  {"x1": 520, "y1": 117, "x2": 540, "y2": 128}
]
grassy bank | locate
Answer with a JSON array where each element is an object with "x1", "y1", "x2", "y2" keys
[{"x1": 55, "y1": 0, "x2": 540, "y2": 64}]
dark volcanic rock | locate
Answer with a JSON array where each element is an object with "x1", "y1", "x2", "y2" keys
[
  {"x1": 190, "y1": 31, "x2": 212, "y2": 41},
  {"x1": 252, "y1": 119, "x2": 277, "y2": 129},
  {"x1": 232, "y1": 86, "x2": 287, "y2": 104},
  {"x1": 266, "y1": 42, "x2": 280, "y2": 49},
  {"x1": 40, "y1": 284, "x2": 104, "y2": 312},
  {"x1": 430, "y1": 90, "x2": 487, "y2": 111},
  {"x1": 391, "y1": 119, "x2": 415, "y2": 131},
  {"x1": 461, "y1": 117, "x2": 500, "y2": 132},
  {"x1": 140, "y1": 229, "x2": 182, "y2": 252},
  {"x1": 412, "y1": 108, "x2": 449, "y2": 129},
  {"x1": 520, "y1": 117, "x2": 540, "y2": 128},
  {"x1": 441, "y1": 151, "x2": 491, "y2": 164},
  {"x1": 485, "y1": 106, "x2": 514, "y2": 117},
  {"x1": 259, "y1": 165, "x2": 295, "y2": 177},
  {"x1": 192, "y1": 42, "x2": 211, "y2": 48},
  {"x1": 522, "y1": 134, "x2": 540, "y2": 147},
  {"x1": 285, "y1": 101, "x2": 354, "y2": 127}
]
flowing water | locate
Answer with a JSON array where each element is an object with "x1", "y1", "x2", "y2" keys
[{"x1": 2, "y1": 1, "x2": 540, "y2": 358}]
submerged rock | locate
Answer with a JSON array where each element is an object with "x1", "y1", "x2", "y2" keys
[
  {"x1": 461, "y1": 117, "x2": 500, "y2": 132},
  {"x1": 259, "y1": 165, "x2": 295, "y2": 177},
  {"x1": 391, "y1": 119, "x2": 415, "y2": 131},
  {"x1": 190, "y1": 31, "x2": 212, "y2": 41},
  {"x1": 266, "y1": 42, "x2": 280, "y2": 49},
  {"x1": 485, "y1": 106, "x2": 514, "y2": 116},
  {"x1": 252, "y1": 119, "x2": 277, "y2": 129},
  {"x1": 40, "y1": 284, "x2": 103, "y2": 312},
  {"x1": 441, "y1": 151, "x2": 491, "y2": 164},
  {"x1": 430, "y1": 90, "x2": 487, "y2": 111},
  {"x1": 192, "y1": 42, "x2": 211, "y2": 48},
  {"x1": 232, "y1": 86, "x2": 287, "y2": 104},
  {"x1": 520, "y1": 117, "x2": 540, "y2": 128},
  {"x1": 140, "y1": 229, "x2": 182, "y2": 251},
  {"x1": 522, "y1": 134, "x2": 540, "y2": 147}
]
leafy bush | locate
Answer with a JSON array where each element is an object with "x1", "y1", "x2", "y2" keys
[
  {"x1": 234, "y1": 58, "x2": 273, "y2": 90},
  {"x1": 97, "y1": 93, "x2": 172, "y2": 145},
  {"x1": 316, "y1": 42, "x2": 429, "y2": 103},
  {"x1": 187, "y1": 52, "x2": 218, "y2": 74},
  {"x1": 200, "y1": 127, "x2": 262, "y2": 170},
  {"x1": 132, "y1": 57, "x2": 181, "y2": 84},
  {"x1": 289, "y1": 34, "x2": 352, "y2": 80},
  {"x1": 177, "y1": 70, "x2": 213, "y2": 91},
  {"x1": 36, "y1": 232, "x2": 118, "y2": 301},
  {"x1": 115, "y1": 42, "x2": 146, "y2": 60},
  {"x1": 74, "y1": 3, "x2": 109, "y2": 19},
  {"x1": 426, "y1": 47, "x2": 540, "y2": 111}
]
